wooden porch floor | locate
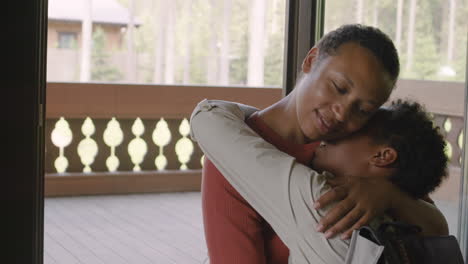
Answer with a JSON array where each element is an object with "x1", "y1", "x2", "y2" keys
[
  {"x1": 43, "y1": 192, "x2": 461, "y2": 264},
  {"x1": 44, "y1": 192, "x2": 208, "y2": 264}
]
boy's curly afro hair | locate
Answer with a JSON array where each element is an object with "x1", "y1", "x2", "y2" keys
[{"x1": 363, "y1": 99, "x2": 448, "y2": 198}]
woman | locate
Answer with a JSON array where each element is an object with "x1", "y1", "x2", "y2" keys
[{"x1": 194, "y1": 25, "x2": 448, "y2": 264}]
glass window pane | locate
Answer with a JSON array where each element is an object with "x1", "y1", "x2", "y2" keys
[
  {"x1": 45, "y1": 1, "x2": 288, "y2": 263},
  {"x1": 47, "y1": 0, "x2": 286, "y2": 88},
  {"x1": 324, "y1": 0, "x2": 468, "y2": 237},
  {"x1": 325, "y1": 0, "x2": 467, "y2": 82}
]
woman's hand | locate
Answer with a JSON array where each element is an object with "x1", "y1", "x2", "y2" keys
[{"x1": 314, "y1": 177, "x2": 399, "y2": 240}]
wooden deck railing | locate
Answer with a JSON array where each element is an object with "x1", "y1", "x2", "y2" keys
[
  {"x1": 45, "y1": 83, "x2": 282, "y2": 196},
  {"x1": 45, "y1": 80, "x2": 466, "y2": 200}
]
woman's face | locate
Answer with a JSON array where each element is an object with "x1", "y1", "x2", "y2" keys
[{"x1": 295, "y1": 42, "x2": 393, "y2": 142}]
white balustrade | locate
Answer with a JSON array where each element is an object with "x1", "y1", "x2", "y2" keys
[
  {"x1": 77, "y1": 117, "x2": 98, "y2": 172},
  {"x1": 128, "y1": 118, "x2": 148, "y2": 171},
  {"x1": 446, "y1": 141, "x2": 453, "y2": 160},
  {"x1": 459, "y1": 131, "x2": 464, "y2": 149},
  {"x1": 175, "y1": 118, "x2": 194, "y2": 170},
  {"x1": 103, "y1": 117, "x2": 124, "y2": 172},
  {"x1": 153, "y1": 118, "x2": 172, "y2": 170},
  {"x1": 444, "y1": 118, "x2": 452, "y2": 133},
  {"x1": 51, "y1": 117, "x2": 73, "y2": 173},
  {"x1": 48, "y1": 113, "x2": 465, "y2": 174}
]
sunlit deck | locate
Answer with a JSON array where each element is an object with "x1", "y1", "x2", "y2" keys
[
  {"x1": 43, "y1": 191, "x2": 461, "y2": 264},
  {"x1": 44, "y1": 192, "x2": 208, "y2": 264}
]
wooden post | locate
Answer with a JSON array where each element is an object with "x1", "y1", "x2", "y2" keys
[
  {"x1": 248, "y1": 0, "x2": 266, "y2": 86},
  {"x1": 219, "y1": 0, "x2": 232, "y2": 86},
  {"x1": 126, "y1": 0, "x2": 137, "y2": 82},
  {"x1": 80, "y1": 0, "x2": 92, "y2": 82},
  {"x1": 164, "y1": 0, "x2": 175, "y2": 84},
  {"x1": 395, "y1": 0, "x2": 404, "y2": 51},
  {"x1": 405, "y1": 0, "x2": 417, "y2": 72}
]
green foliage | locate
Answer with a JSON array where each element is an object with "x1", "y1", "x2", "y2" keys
[
  {"x1": 112, "y1": 0, "x2": 287, "y2": 86},
  {"x1": 229, "y1": 0, "x2": 249, "y2": 85},
  {"x1": 264, "y1": 33, "x2": 283, "y2": 87},
  {"x1": 93, "y1": 0, "x2": 468, "y2": 85},
  {"x1": 91, "y1": 27, "x2": 123, "y2": 82},
  {"x1": 184, "y1": 0, "x2": 212, "y2": 84},
  {"x1": 403, "y1": 0, "x2": 440, "y2": 80},
  {"x1": 453, "y1": 0, "x2": 468, "y2": 82},
  {"x1": 323, "y1": 0, "x2": 467, "y2": 82},
  {"x1": 264, "y1": 0, "x2": 285, "y2": 87},
  {"x1": 134, "y1": 11, "x2": 157, "y2": 83}
]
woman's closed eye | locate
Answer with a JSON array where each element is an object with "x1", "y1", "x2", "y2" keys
[{"x1": 332, "y1": 81, "x2": 347, "y2": 95}]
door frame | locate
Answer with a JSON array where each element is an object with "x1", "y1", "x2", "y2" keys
[
  {"x1": 5, "y1": 0, "x2": 47, "y2": 263},
  {"x1": 457, "y1": 30, "x2": 468, "y2": 261}
]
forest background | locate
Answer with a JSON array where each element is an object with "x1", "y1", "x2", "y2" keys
[{"x1": 48, "y1": 0, "x2": 468, "y2": 86}]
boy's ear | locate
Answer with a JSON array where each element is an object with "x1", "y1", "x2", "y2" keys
[
  {"x1": 370, "y1": 147, "x2": 397, "y2": 167},
  {"x1": 302, "y1": 47, "x2": 319, "y2": 73}
]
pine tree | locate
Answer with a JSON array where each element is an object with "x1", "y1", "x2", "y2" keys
[{"x1": 91, "y1": 27, "x2": 123, "y2": 82}]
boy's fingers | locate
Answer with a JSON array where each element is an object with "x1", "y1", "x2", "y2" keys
[
  {"x1": 342, "y1": 213, "x2": 372, "y2": 240},
  {"x1": 316, "y1": 198, "x2": 354, "y2": 233},
  {"x1": 326, "y1": 207, "x2": 365, "y2": 239},
  {"x1": 314, "y1": 185, "x2": 348, "y2": 209}
]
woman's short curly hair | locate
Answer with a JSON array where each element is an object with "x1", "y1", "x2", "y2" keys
[
  {"x1": 363, "y1": 99, "x2": 448, "y2": 198},
  {"x1": 317, "y1": 24, "x2": 400, "y2": 86}
]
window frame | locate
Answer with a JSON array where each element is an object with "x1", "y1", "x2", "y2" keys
[
  {"x1": 283, "y1": 0, "x2": 324, "y2": 95},
  {"x1": 458, "y1": 30, "x2": 468, "y2": 261},
  {"x1": 6, "y1": 0, "x2": 47, "y2": 263}
]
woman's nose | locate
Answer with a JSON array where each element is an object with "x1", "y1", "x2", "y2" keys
[{"x1": 332, "y1": 101, "x2": 352, "y2": 122}]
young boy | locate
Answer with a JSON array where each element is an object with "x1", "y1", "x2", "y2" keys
[
  {"x1": 190, "y1": 98, "x2": 448, "y2": 263},
  {"x1": 312, "y1": 99, "x2": 447, "y2": 201}
]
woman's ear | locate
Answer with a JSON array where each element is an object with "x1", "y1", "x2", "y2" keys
[
  {"x1": 301, "y1": 47, "x2": 319, "y2": 73},
  {"x1": 370, "y1": 147, "x2": 398, "y2": 167}
]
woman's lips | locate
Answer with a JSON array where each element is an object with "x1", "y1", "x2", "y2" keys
[
  {"x1": 315, "y1": 111, "x2": 329, "y2": 134},
  {"x1": 316, "y1": 111, "x2": 334, "y2": 135}
]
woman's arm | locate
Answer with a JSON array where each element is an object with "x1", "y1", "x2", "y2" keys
[{"x1": 190, "y1": 99, "x2": 306, "y2": 230}]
